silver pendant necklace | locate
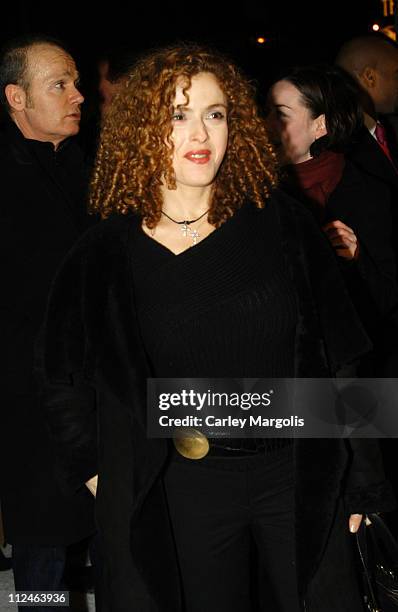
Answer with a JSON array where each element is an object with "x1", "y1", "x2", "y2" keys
[{"x1": 162, "y1": 209, "x2": 208, "y2": 245}]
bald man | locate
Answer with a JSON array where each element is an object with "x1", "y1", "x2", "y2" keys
[
  {"x1": 337, "y1": 34, "x2": 398, "y2": 119},
  {"x1": 0, "y1": 34, "x2": 97, "y2": 607},
  {"x1": 337, "y1": 35, "x2": 398, "y2": 538},
  {"x1": 336, "y1": 35, "x2": 398, "y2": 167},
  {"x1": 336, "y1": 36, "x2": 398, "y2": 287}
]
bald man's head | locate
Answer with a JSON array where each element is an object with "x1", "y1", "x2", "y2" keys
[{"x1": 336, "y1": 35, "x2": 398, "y2": 114}]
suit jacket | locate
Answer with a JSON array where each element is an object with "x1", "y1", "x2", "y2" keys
[
  {"x1": 348, "y1": 123, "x2": 398, "y2": 269},
  {"x1": 0, "y1": 120, "x2": 95, "y2": 545},
  {"x1": 40, "y1": 190, "x2": 395, "y2": 611}
]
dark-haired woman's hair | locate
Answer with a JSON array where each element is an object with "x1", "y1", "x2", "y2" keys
[{"x1": 282, "y1": 65, "x2": 364, "y2": 156}]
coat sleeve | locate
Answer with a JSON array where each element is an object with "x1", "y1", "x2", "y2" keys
[
  {"x1": 37, "y1": 231, "x2": 99, "y2": 496},
  {"x1": 343, "y1": 438, "x2": 396, "y2": 514}
]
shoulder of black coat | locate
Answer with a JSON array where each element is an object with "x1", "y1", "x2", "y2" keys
[
  {"x1": 75, "y1": 212, "x2": 138, "y2": 248},
  {"x1": 342, "y1": 159, "x2": 391, "y2": 201}
]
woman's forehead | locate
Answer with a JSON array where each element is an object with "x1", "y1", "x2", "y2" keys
[{"x1": 173, "y1": 72, "x2": 226, "y2": 106}]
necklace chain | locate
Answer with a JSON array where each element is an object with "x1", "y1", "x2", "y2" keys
[
  {"x1": 161, "y1": 209, "x2": 209, "y2": 246},
  {"x1": 161, "y1": 209, "x2": 208, "y2": 225}
]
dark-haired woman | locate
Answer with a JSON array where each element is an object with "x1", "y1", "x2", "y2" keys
[
  {"x1": 40, "y1": 48, "x2": 395, "y2": 612},
  {"x1": 267, "y1": 65, "x2": 398, "y2": 375}
]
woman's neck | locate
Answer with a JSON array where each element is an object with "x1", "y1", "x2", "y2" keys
[{"x1": 160, "y1": 184, "x2": 212, "y2": 220}]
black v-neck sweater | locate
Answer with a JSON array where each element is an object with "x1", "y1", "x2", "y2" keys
[
  {"x1": 131, "y1": 201, "x2": 298, "y2": 456},
  {"x1": 131, "y1": 201, "x2": 298, "y2": 379}
]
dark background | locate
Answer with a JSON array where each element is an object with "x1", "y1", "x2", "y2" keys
[
  {"x1": 0, "y1": 1, "x2": 391, "y2": 95},
  {"x1": 0, "y1": 1, "x2": 394, "y2": 154}
]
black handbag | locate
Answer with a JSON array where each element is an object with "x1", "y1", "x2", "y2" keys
[{"x1": 356, "y1": 513, "x2": 398, "y2": 611}]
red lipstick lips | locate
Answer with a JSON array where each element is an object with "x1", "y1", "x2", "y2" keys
[{"x1": 184, "y1": 149, "x2": 211, "y2": 164}]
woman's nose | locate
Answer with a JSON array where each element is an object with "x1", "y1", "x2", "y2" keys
[{"x1": 189, "y1": 119, "x2": 208, "y2": 142}]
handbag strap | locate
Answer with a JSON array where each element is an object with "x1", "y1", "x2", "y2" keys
[
  {"x1": 368, "y1": 512, "x2": 398, "y2": 564},
  {"x1": 356, "y1": 519, "x2": 381, "y2": 611}
]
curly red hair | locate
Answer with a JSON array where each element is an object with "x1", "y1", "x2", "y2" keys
[{"x1": 89, "y1": 43, "x2": 278, "y2": 227}]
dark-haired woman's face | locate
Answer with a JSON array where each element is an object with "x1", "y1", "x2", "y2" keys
[{"x1": 266, "y1": 80, "x2": 326, "y2": 164}]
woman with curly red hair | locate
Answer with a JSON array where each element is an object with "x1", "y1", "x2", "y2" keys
[
  {"x1": 41, "y1": 44, "x2": 394, "y2": 611},
  {"x1": 89, "y1": 45, "x2": 278, "y2": 228}
]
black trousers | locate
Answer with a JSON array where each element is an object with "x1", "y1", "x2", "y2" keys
[
  {"x1": 163, "y1": 445, "x2": 301, "y2": 612},
  {"x1": 12, "y1": 544, "x2": 66, "y2": 612},
  {"x1": 12, "y1": 536, "x2": 102, "y2": 612}
]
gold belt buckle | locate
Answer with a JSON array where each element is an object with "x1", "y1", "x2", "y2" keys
[{"x1": 173, "y1": 428, "x2": 210, "y2": 460}]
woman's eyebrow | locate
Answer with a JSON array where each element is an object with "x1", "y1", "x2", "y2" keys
[{"x1": 175, "y1": 102, "x2": 227, "y2": 111}]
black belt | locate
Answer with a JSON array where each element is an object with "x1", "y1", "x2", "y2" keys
[
  {"x1": 172, "y1": 428, "x2": 268, "y2": 460},
  {"x1": 209, "y1": 440, "x2": 266, "y2": 456}
]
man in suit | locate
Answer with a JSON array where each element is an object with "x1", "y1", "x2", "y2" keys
[
  {"x1": 0, "y1": 34, "x2": 96, "y2": 606},
  {"x1": 337, "y1": 35, "x2": 398, "y2": 533},
  {"x1": 336, "y1": 35, "x2": 398, "y2": 271}
]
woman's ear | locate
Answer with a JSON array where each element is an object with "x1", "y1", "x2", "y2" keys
[{"x1": 314, "y1": 113, "x2": 327, "y2": 138}]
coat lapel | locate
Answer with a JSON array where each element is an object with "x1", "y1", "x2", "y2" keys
[{"x1": 350, "y1": 127, "x2": 398, "y2": 190}]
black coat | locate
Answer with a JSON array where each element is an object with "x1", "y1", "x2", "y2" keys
[
  {"x1": 0, "y1": 120, "x2": 95, "y2": 545},
  {"x1": 327, "y1": 160, "x2": 397, "y2": 314},
  {"x1": 285, "y1": 159, "x2": 398, "y2": 373},
  {"x1": 348, "y1": 124, "x2": 398, "y2": 273},
  {"x1": 41, "y1": 191, "x2": 395, "y2": 611},
  {"x1": 347, "y1": 122, "x2": 398, "y2": 530}
]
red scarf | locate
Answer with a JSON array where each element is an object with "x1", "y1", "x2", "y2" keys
[{"x1": 289, "y1": 150, "x2": 345, "y2": 213}]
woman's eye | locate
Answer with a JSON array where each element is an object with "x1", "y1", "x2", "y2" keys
[
  {"x1": 207, "y1": 111, "x2": 225, "y2": 120},
  {"x1": 54, "y1": 81, "x2": 65, "y2": 90},
  {"x1": 172, "y1": 112, "x2": 185, "y2": 121}
]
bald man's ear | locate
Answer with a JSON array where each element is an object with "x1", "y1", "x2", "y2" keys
[
  {"x1": 358, "y1": 66, "x2": 376, "y2": 91},
  {"x1": 5, "y1": 84, "x2": 27, "y2": 111}
]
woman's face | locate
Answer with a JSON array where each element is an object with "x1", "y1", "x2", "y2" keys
[
  {"x1": 168, "y1": 71, "x2": 228, "y2": 191},
  {"x1": 266, "y1": 80, "x2": 326, "y2": 164}
]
